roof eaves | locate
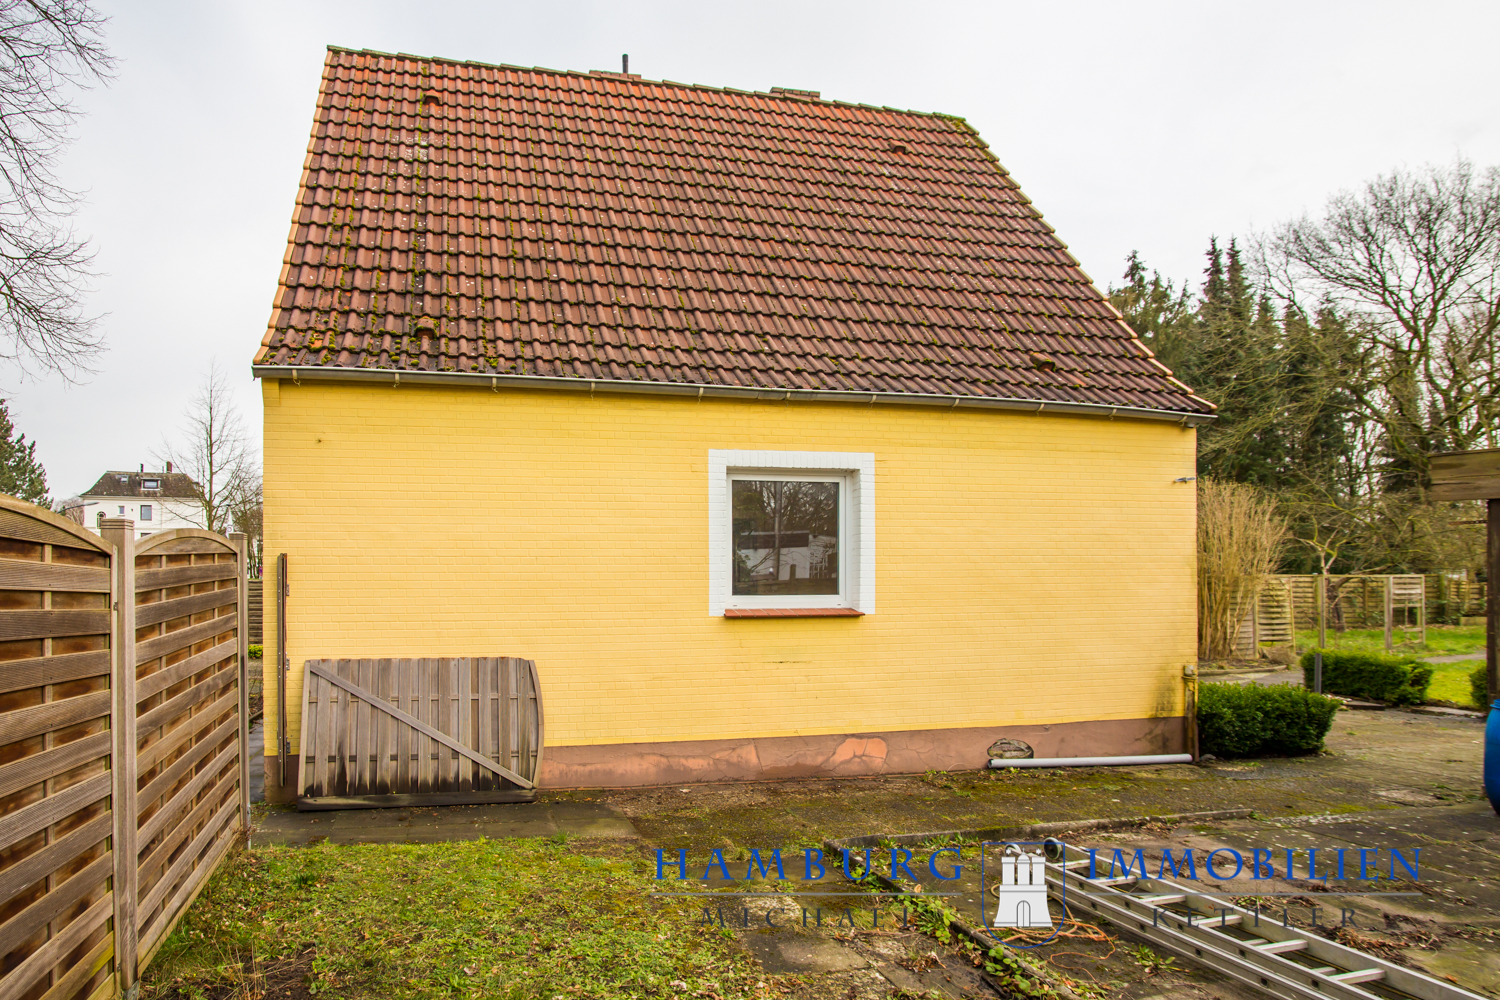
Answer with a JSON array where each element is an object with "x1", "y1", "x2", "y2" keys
[{"x1": 253, "y1": 363, "x2": 1216, "y2": 426}]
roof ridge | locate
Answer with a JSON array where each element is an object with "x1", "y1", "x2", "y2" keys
[{"x1": 324, "y1": 44, "x2": 955, "y2": 120}]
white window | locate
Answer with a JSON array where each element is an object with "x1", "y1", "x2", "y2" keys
[
  {"x1": 142, "y1": 479, "x2": 159, "y2": 490},
  {"x1": 708, "y1": 450, "x2": 874, "y2": 615},
  {"x1": 140, "y1": 504, "x2": 152, "y2": 521},
  {"x1": 118, "y1": 505, "x2": 125, "y2": 515}
]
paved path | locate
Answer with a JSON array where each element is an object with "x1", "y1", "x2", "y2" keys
[
  {"x1": 252, "y1": 799, "x2": 637, "y2": 847},
  {"x1": 1426, "y1": 652, "x2": 1486, "y2": 663}
]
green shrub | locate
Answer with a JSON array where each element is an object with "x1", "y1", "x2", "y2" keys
[
  {"x1": 1197, "y1": 682, "x2": 1339, "y2": 758},
  {"x1": 1473, "y1": 664, "x2": 1492, "y2": 710},
  {"x1": 1298, "y1": 649, "x2": 1432, "y2": 705},
  {"x1": 248, "y1": 643, "x2": 263, "y2": 659}
]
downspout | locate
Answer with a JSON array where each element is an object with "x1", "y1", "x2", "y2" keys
[
  {"x1": 989, "y1": 754, "x2": 1194, "y2": 769},
  {"x1": 276, "y1": 552, "x2": 289, "y2": 788}
]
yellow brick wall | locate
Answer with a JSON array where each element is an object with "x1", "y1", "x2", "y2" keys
[{"x1": 261, "y1": 379, "x2": 1198, "y2": 754}]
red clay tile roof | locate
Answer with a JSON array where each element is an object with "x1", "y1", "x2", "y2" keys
[{"x1": 253, "y1": 47, "x2": 1212, "y2": 416}]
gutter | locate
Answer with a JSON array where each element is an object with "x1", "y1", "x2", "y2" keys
[{"x1": 251, "y1": 365, "x2": 1217, "y2": 427}]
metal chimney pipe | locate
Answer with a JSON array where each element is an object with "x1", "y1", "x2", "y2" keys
[{"x1": 623, "y1": 53, "x2": 629, "y2": 74}]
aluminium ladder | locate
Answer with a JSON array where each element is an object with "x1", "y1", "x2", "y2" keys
[{"x1": 1038, "y1": 851, "x2": 1484, "y2": 1000}]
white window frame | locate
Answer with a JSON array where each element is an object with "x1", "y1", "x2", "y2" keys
[
  {"x1": 708, "y1": 450, "x2": 875, "y2": 616},
  {"x1": 139, "y1": 504, "x2": 152, "y2": 521}
]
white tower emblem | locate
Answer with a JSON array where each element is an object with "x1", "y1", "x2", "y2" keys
[{"x1": 993, "y1": 849, "x2": 1053, "y2": 928}]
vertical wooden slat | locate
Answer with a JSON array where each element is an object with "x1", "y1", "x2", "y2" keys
[
  {"x1": 298, "y1": 660, "x2": 318, "y2": 799},
  {"x1": 340, "y1": 663, "x2": 357, "y2": 795},
  {"x1": 417, "y1": 659, "x2": 432, "y2": 793},
  {"x1": 396, "y1": 658, "x2": 411, "y2": 792},
  {"x1": 517, "y1": 659, "x2": 532, "y2": 787},
  {"x1": 457, "y1": 659, "x2": 472, "y2": 793},
  {"x1": 102, "y1": 518, "x2": 139, "y2": 994},
  {"x1": 440, "y1": 658, "x2": 455, "y2": 791},
  {"x1": 528, "y1": 658, "x2": 544, "y2": 785},
  {"x1": 356, "y1": 659, "x2": 374, "y2": 795},
  {"x1": 502, "y1": 656, "x2": 516, "y2": 781},
  {"x1": 318, "y1": 663, "x2": 336, "y2": 797},
  {"x1": 376, "y1": 658, "x2": 392, "y2": 794},
  {"x1": 478, "y1": 658, "x2": 494, "y2": 792}
]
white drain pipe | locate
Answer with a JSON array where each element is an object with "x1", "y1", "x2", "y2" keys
[{"x1": 988, "y1": 754, "x2": 1194, "y2": 769}]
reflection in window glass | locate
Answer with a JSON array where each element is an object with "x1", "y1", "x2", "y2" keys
[{"x1": 731, "y1": 479, "x2": 839, "y2": 596}]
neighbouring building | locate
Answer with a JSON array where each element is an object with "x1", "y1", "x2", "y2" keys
[
  {"x1": 255, "y1": 47, "x2": 1215, "y2": 800},
  {"x1": 72, "y1": 468, "x2": 202, "y2": 538}
]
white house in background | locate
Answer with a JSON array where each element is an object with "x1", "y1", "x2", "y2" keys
[{"x1": 72, "y1": 468, "x2": 202, "y2": 538}]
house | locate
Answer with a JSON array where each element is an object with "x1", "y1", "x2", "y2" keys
[
  {"x1": 72, "y1": 467, "x2": 203, "y2": 538},
  {"x1": 254, "y1": 47, "x2": 1215, "y2": 801}
]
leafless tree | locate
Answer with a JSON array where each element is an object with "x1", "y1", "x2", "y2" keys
[
  {"x1": 1261, "y1": 159, "x2": 1500, "y2": 489},
  {"x1": 157, "y1": 363, "x2": 258, "y2": 535},
  {"x1": 0, "y1": 1, "x2": 112, "y2": 378},
  {"x1": 232, "y1": 474, "x2": 262, "y2": 574}
]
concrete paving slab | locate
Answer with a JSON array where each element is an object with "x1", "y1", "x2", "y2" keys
[{"x1": 251, "y1": 799, "x2": 637, "y2": 847}]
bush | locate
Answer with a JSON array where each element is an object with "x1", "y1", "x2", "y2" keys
[
  {"x1": 248, "y1": 643, "x2": 263, "y2": 659},
  {"x1": 1298, "y1": 649, "x2": 1433, "y2": 705},
  {"x1": 1197, "y1": 682, "x2": 1339, "y2": 758},
  {"x1": 1473, "y1": 664, "x2": 1492, "y2": 710}
]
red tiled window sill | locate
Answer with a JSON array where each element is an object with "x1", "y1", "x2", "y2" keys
[{"x1": 722, "y1": 608, "x2": 864, "y2": 618}]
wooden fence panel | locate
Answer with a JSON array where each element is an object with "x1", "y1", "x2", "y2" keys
[
  {"x1": 297, "y1": 657, "x2": 542, "y2": 810},
  {"x1": 0, "y1": 501, "x2": 116, "y2": 1000},
  {"x1": 130, "y1": 530, "x2": 246, "y2": 968},
  {"x1": 0, "y1": 509, "x2": 249, "y2": 1000},
  {"x1": 245, "y1": 580, "x2": 262, "y2": 645}
]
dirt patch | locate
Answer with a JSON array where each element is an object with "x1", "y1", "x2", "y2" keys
[{"x1": 145, "y1": 951, "x2": 316, "y2": 1000}]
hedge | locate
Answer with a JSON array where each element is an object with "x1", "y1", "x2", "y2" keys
[
  {"x1": 1298, "y1": 649, "x2": 1433, "y2": 705},
  {"x1": 1197, "y1": 682, "x2": 1340, "y2": 758},
  {"x1": 1473, "y1": 664, "x2": 1492, "y2": 710}
]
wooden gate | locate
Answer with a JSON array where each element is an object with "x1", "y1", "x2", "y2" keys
[
  {"x1": 296, "y1": 657, "x2": 542, "y2": 810},
  {"x1": 130, "y1": 529, "x2": 248, "y2": 968}
]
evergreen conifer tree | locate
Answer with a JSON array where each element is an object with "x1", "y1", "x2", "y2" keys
[{"x1": 0, "y1": 400, "x2": 50, "y2": 506}]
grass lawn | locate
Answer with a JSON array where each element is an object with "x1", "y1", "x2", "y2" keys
[
  {"x1": 1295, "y1": 624, "x2": 1484, "y2": 657},
  {"x1": 143, "y1": 837, "x2": 760, "y2": 1000},
  {"x1": 1426, "y1": 659, "x2": 1486, "y2": 708}
]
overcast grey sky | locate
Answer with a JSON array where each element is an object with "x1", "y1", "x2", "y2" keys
[{"x1": 16, "y1": 0, "x2": 1500, "y2": 497}]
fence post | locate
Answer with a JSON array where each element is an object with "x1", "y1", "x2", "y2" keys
[
  {"x1": 101, "y1": 518, "x2": 139, "y2": 996},
  {"x1": 1384, "y1": 576, "x2": 1394, "y2": 652},
  {"x1": 1488, "y1": 499, "x2": 1498, "y2": 704},
  {"x1": 230, "y1": 532, "x2": 251, "y2": 833},
  {"x1": 1251, "y1": 591, "x2": 1261, "y2": 657},
  {"x1": 1418, "y1": 575, "x2": 1427, "y2": 649},
  {"x1": 1317, "y1": 573, "x2": 1327, "y2": 649}
]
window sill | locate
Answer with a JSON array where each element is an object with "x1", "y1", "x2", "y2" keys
[{"x1": 722, "y1": 608, "x2": 865, "y2": 618}]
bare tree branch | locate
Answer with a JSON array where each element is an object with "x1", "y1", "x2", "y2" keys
[
  {"x1": 156, "y1": 362, "x2": 258, "y2": 535},
  {"x1": 1260, "y1": 159, "x2": 1500, "y2": 488},
  {"x1": 0, "y1": 0, "x2": 111, "y2": 379}
]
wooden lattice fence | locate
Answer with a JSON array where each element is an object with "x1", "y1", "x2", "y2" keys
[{"x1": 0, "y1": 502, "x2": 249, "y2": 1000}]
